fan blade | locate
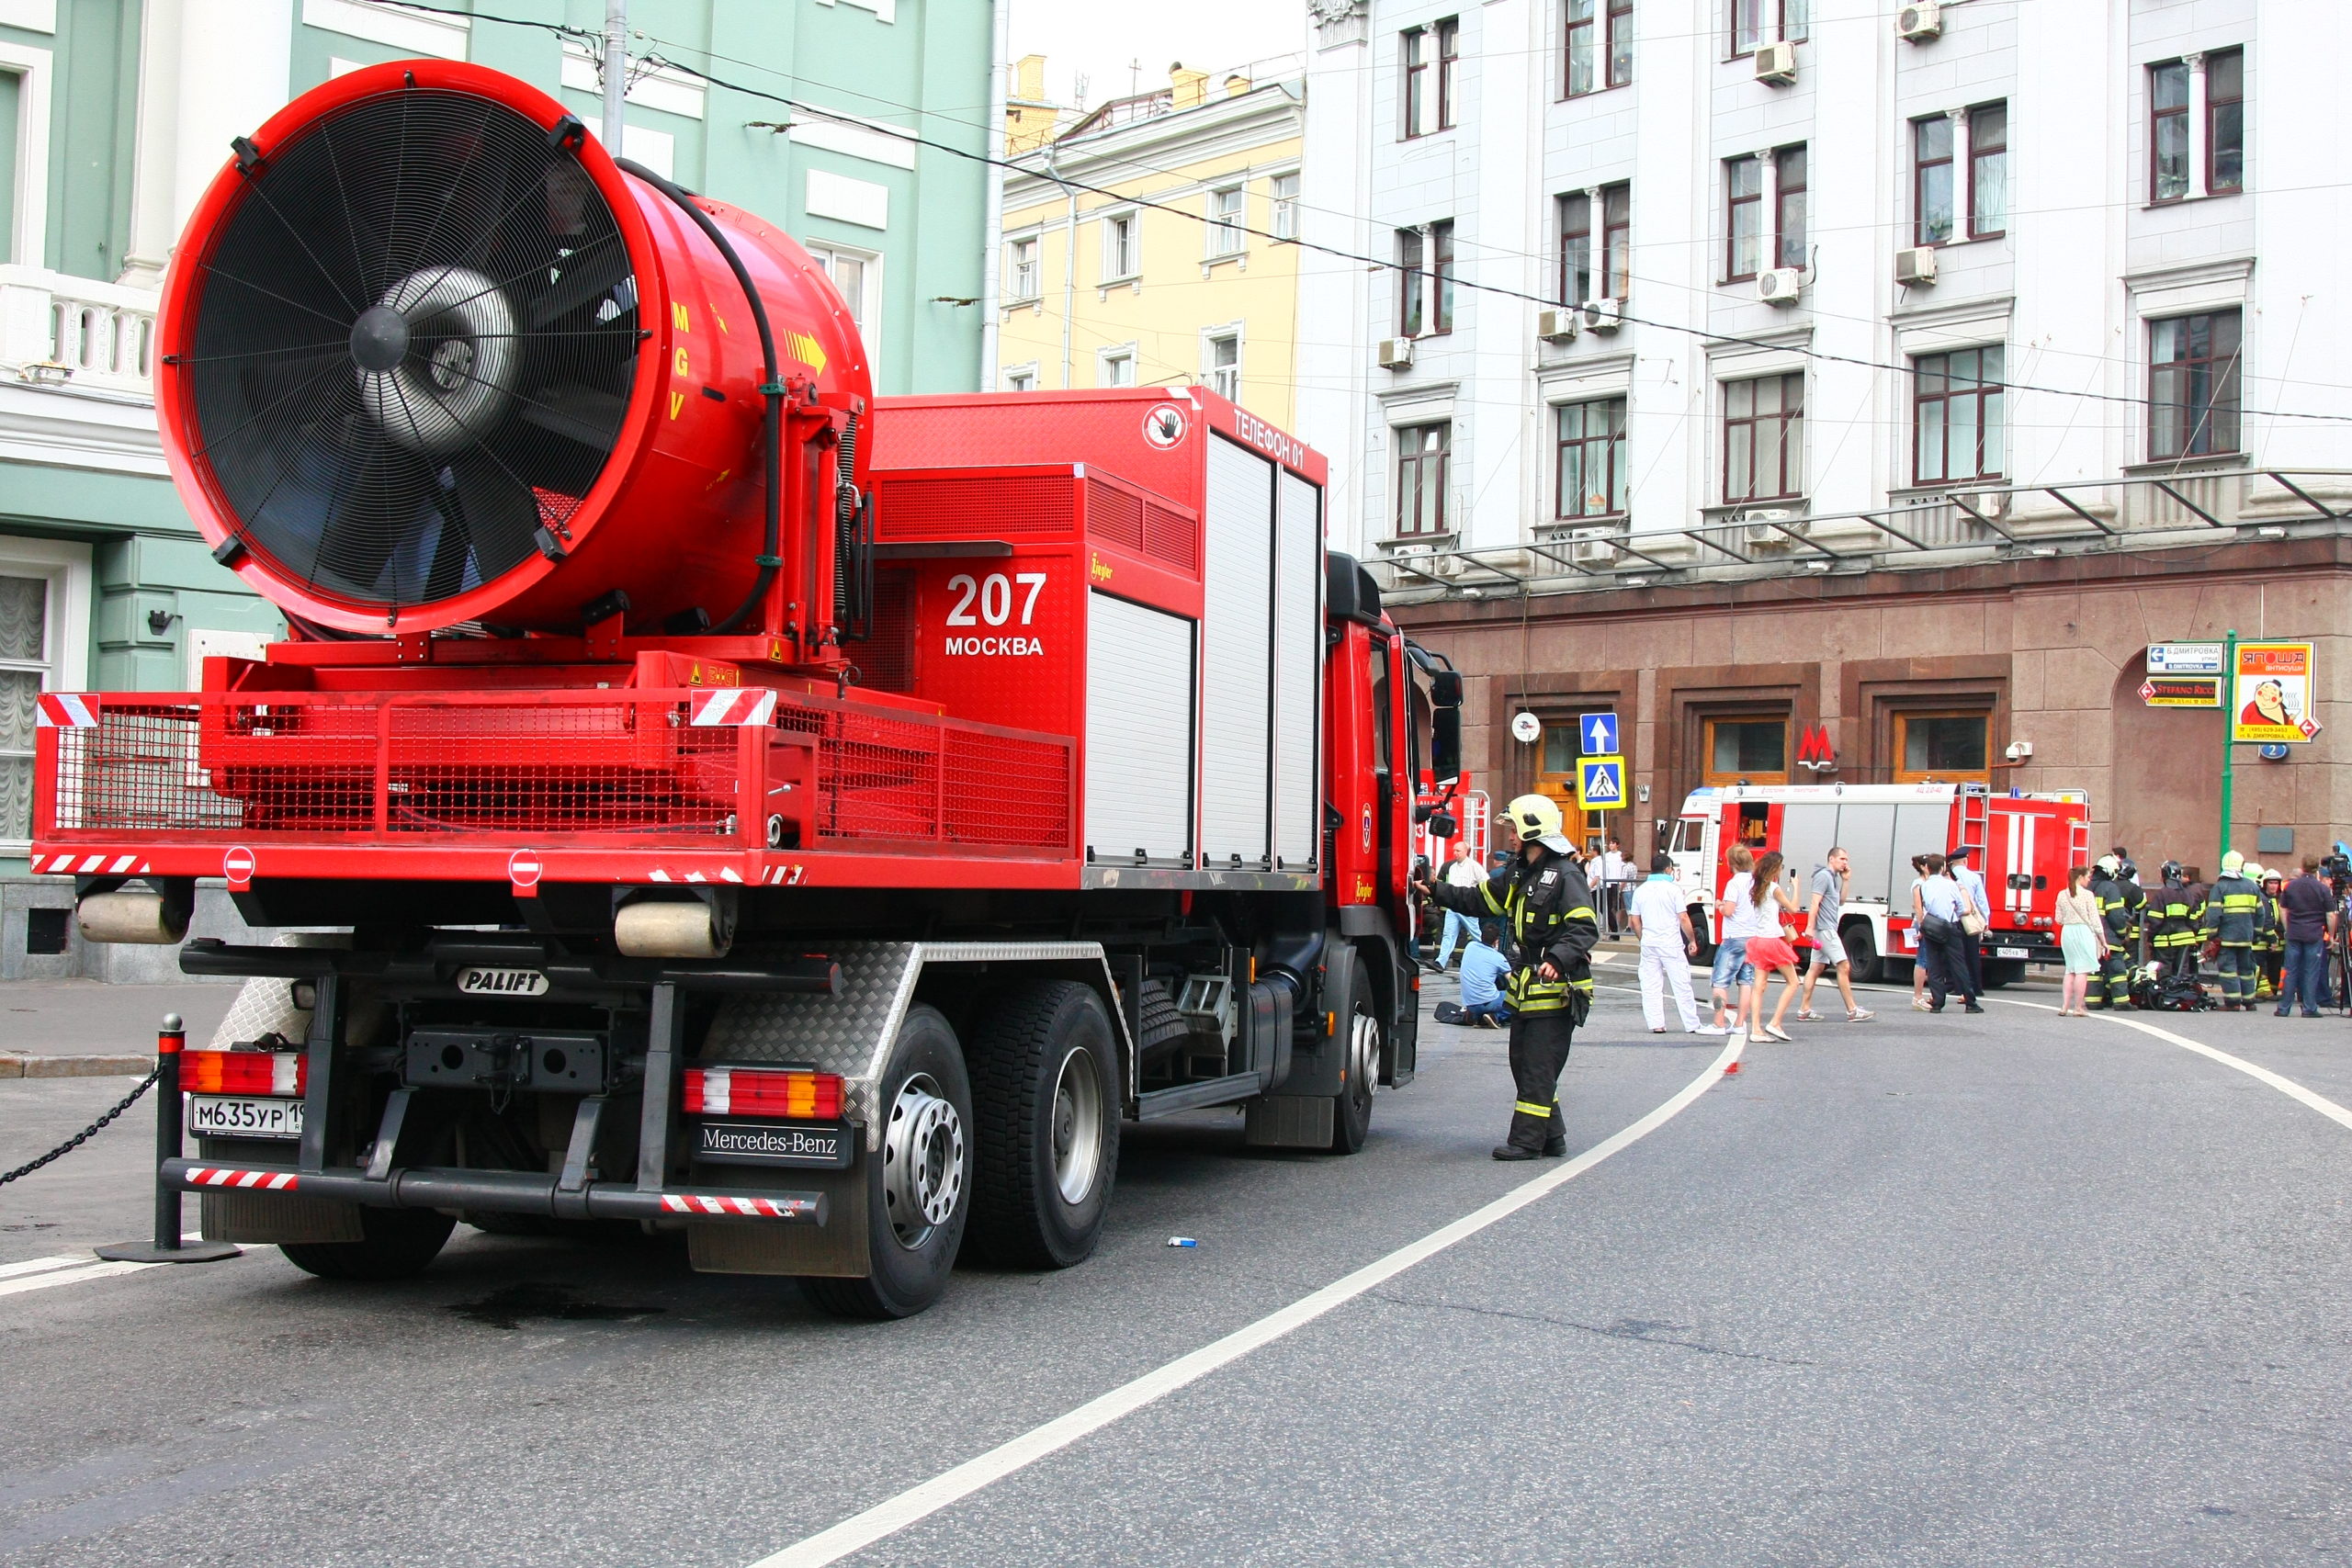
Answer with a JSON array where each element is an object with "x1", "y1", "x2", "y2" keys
[{"x1": 436, "y1": 451, "x2": 543, "y2": 592}]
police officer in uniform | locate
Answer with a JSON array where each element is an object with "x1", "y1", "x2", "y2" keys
[
  {"x1": 2088, "y1": 855, "x2": 2136, "y2": 1009},
  {"x1": 2203, "y1": 850, "x2": 2266, "y2": 1010},
  {"x1": 1418, "y1": 794, "x2": 1600, "y2": 1161}
]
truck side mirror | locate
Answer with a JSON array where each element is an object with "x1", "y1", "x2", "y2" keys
[
  {"x1": 1427, "y1": 812, "x2": 1457, "y2": 840},
  {"x1": 1430, "y1": 706, "x2": 1461, "y2": 781},
  {"x1": 1430, "y1": 671, "x2": 1464, "y2": 707},
  {"x1": 1655, "y1": 818, "x2": 1673, "y2": 845}
]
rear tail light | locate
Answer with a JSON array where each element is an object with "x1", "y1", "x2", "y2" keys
[
  {"x1": 181, "y1": 1050, "x2": 305, "y2": 1096},
  {"x1": 684, "y1": 1066, "x2": 843, "y2": 1120}
]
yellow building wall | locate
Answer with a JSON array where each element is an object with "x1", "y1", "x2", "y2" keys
[{"x1": 997, "y1": 131, "x2": 1304, "y2": 434}]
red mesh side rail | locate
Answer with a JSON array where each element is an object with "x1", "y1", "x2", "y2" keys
[
  {"x1": 772, "y1": 699, "x2": 1072, "y2": 852},
  {"x1": 872, "y1": 473, "x2": 1076, "y2": 540}
]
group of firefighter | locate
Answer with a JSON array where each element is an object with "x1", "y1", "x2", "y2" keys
[{"x1": 2085, "y1": 852, "x2": 2303, "y2": 1011}]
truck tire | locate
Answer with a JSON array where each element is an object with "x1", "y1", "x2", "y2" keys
[
  {"x1": 803, "y1": 1005, "x2": 973, "y2": 1320},
  {"x1": 965, "y1": 980, "x2": 1120, "y2": 1269},
  {"x1": 1842, "y1": 919, "x2": 1883, "y2": 985},
  {"x1": 1328, "y1": 942, "x2": 1378, "y2": 1155},
  {"x1": 1687, "y1": 907, "x2": 1717, "y2": 965},
  {"x1": 279, "y1": 1207, "x2": 456, "y2": 1281}
]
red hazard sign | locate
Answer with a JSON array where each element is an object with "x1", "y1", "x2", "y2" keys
[
  {"x1": 222, "y1": 845, "x2": 255, "y2": 886},
  {"x1": 508, "y1": 849, "x2": 544, "y2": 890},
  {"x1": 2138, "y1": 681, "x2": 2154, "y2": 703}
]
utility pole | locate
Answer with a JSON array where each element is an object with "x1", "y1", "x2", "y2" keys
[
  {"x1": 2219, "y1": 627, "x2": 2238, "y2": 870},
  {"x1": 602, "y1": 0, "x2": 628, "y2": 155}
]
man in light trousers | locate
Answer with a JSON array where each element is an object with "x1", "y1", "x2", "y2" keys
[
  {"x1": 1629, "y1": 853, "x2": 1702, "y2": 1033},
  {"x1": 1429, "y1": 839, "x2": 1484, "y2": 970}
]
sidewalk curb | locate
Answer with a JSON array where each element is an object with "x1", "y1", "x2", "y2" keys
[{"x1": 0, "y1": 1053, "x2": 155, "y2": 1079}]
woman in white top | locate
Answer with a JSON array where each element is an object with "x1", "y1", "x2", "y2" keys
[
  {"x1": 1905, "y1": 853, "x2": 1932, "y2": 1011},
  {"x1": 1703, "y1": 845, "x2": 1760, "y2": 1035},
  {"x1": 1740, "y1": 851, "x2": 1808, "y2": 1043}
]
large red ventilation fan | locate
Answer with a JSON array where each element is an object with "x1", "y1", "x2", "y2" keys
[{"x1": 156, "y1": 60, "x2": 872, "y2": 642}]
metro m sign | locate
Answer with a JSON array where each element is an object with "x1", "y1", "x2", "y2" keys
[{"x1": 1796, "y1": 724, "x2": 1837, "y2": 773}]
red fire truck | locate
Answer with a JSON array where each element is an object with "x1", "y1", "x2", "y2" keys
[
  {"x1": 1665, "y1": 783, "x2": 2092, "y2": 986},
  {"x1": 28, "y1": 62, "x2": 1460, "y2": 1318}
]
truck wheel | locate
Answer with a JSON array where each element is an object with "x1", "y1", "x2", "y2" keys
[
  {"x1": 803, "y1": 1005, "x2": 972, "y2": 1320},
  {"x1": 966, "y1": 980, "x2": 1120, "y2": 1269},
  {"x1": 1328, "y1": 942, "x2": 1378, "y2": 1156},
  {"x1": 1842, "y1": 919, "x2": 1883, "y2": 985},
  {"x1": 1687, "y1": 908, "x2": 1717, "y2": 965},
  {"x1": 279, "y1": 1207, "x2": 456, "y2": 1282}
]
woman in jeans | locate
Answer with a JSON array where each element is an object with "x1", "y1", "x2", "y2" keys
[
  {"x1": 1740, "y1": 851, "x2": 1807, "y2": 1043},
  {"x1": 1905, "y1": 854, "x2": 1933, "y2": 1010},
  {"x1": 1701, "y1": 844, "x2": 1758, "y2": 1036},
  {"x1": 1916, "y1": 852, "x2": 1984, "y2": 1013},
  {"x1": 2053, "y1": 863, "x2": 2107, "y2": 1017}
]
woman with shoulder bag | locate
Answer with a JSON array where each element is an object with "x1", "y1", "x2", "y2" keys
[
  {"x1": 1915, "y1": 853, "x2": 1984, "y2": 1013},
  {"x1": 2053, "y1": 863, "x2": 2108, "y2": 1017}
]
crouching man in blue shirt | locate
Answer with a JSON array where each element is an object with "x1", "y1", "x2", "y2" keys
[{"x1": 1458, "y1": 920, "x2": 1515, "y2": 1028}]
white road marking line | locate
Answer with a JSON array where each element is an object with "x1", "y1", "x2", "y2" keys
[
  {"x1": 0, "y1": 1259, "x2": 155, "y2": 1299},
  {"x1": 1987, "y1": 995, "x2": 2352, "y2": 1132},
  {"x1": 0, "y1": 1256, "x2": 88, "y2": 1282},
  {"x1": 748, "y1": 1034, "x2": 1746, "y2": 1568}
]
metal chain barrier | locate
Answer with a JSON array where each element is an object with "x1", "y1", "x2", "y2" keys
[{"x1": 0, "y1": 1068, "x2": 159, "y2": 1187}]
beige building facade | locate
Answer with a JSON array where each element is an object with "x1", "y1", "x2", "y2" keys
[{"x1": 996, "y1": 59, "x2": 1306, "y2": 426}]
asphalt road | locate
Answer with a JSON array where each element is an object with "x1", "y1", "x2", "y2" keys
[{"x1": 3, "y1": 964, "x2": 2350, "y2": 1566}]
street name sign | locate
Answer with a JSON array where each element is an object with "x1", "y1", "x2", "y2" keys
[{"x1": 2148, "y1": 641, "x2": 2226, "y2": 675}]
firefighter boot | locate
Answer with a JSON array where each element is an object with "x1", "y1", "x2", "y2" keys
[{"x1": 1493, "y1": 1100, "x2": 1554, "y2": 1160}]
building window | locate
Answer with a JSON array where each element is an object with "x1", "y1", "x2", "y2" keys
[
  {"x1": 1396, "y1": 227, "x2": 1425, "y2": 336},
  {"x1": 1724, "y1": 373, "x2": 1804, "y2": 503},
  {"x1": 1099, "y1": 347, "x2": 1136, "y2": 388},
  {"x1": 1601, "y1": 185, "x2": 1630, "y2": 299},
  {"x1": 2151, "y1": 59, "x2": 2190, "y2": 202},
  {"x1": 1005, "y1": 365, "x2": 1038, "y2": 392},
  {"x1": 2150, "y1": 310, "x2": 2242, "y2": 460},
  {"x1": 0, "y1": 573, "x2": 45, "y2": 842},
  {"x1": 1395, "y1": 422, "x2": 1452, "y2": 536},
  {"x1": 1206, "y1": 186, "x2": 1245, "y2": 257},
  {"x1": 808, "y1": 243, "x2": 880, "y2": 345},
  {"x1": 1102, "y1": 211, "x2": 1137, "y2": 280},
  {"x1": 1566, "y1": 0, "x2": 1633, "y2": 96},
  {"x1": 1894, "y1": 712, "x2": 1991, "y2": 784},
  {"x1": 1732, "y1": 0, "x2": 1807, "y2": 55},
  {"x1": 1430, "y1": 220, "x2": 1456, "y2": 334},
  {"x1": 1270, "y1": 172, "x2": 1299, "y2": 240},
  {"x1": 1437, "y1": 17, "x2": 1460, "y2": 130},
  {"x1": 1204, "y1": 331, "x2": 1241, "y2": 400},
  {"x1": 1555, "y1": 398, "x2": 1628, "y2": 521},
  {"x1": 1970, "y1": 103, "x2": 2007, "y2": 238},
  {"x1": 1914, "y1": 346, "x2": 2006, "y2": 486},
  {"x1": 1007, "y1": 236, "x2": 1038, "y2": 299},
  {"x1": 2207, "y1": 48, "x2": 2244, "y2": 194},
  {"x1": 1704, "y1": 716, "x2": 1788, "y2": 786},
  {"x1": 1562, "y1": 187, "x2": 1628, "y2": 303},
  {"x1": 1774, "y1": 145, "x2": 1806, "y2": 268},
  {"x1": 1726, "y1": 156, "x2": 1762, "y2": 280},
  {"x1": 1915, "y1": 116, "x2": 1954, "y2": 245}
]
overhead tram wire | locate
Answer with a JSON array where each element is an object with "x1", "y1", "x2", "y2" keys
[{"x1": 360, "y1": 0, "x2": 2352, "y2": 433}]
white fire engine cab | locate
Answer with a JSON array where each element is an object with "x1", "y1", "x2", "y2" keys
[{"x1": 1664, "y1": 783, "x2": 2092, "y2": 987}]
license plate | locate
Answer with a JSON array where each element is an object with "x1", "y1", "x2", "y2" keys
[
  {"x1": 695, "y1": 1120, "x2": 852, "y2": 1169},
  {"x1": 457, "y1": 965, "x2": 549, "y2": 998},
  {"x1": 1996, "y1": 946, "x2": 2029, "y2": 959},
  {"x1": 189, "y1": 1095, "x2": 305, "y2": 1140}
]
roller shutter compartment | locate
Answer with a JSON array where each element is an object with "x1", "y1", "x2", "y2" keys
[
  {"x1": 1272, "y1": 468, "x2": 1322, "y2": 873},
  {"x1": 1085, "y1": 591, "x2": 1194, "y2": 864},
  {"x1": 1202, "y1": 435, "x2": 1274, "y2": 867}
]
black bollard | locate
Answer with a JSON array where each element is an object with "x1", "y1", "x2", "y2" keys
[{"x1": 96, "y1": 1013, "x2": 241, "y2": 1265}]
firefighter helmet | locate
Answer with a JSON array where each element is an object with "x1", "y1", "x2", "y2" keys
[
  {"x1": 1498, "y1": 793, "x2": 1570, "y2": 852},
  {"x1": 2161, "y1": 860, "x2": 2186, "y2": 885},
  {"x1": 2261, "y1": 866, "x2": 2284, "y2": 886},
  {"x1": 2096, "y1": 854, "x2": 2120, "y2": 876},
  {"x1": 2221, "y1": 849, "x2": 2245, "y2": 876}
]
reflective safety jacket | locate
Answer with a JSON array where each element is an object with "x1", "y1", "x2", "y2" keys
[
  {"x1": 2147, "y1": 881, "x2": 2207, "y2": 951},
  {"x1": 2117, "y1": 878, "x2": 2147, "y2": 943},
  {"x1": 1429, "y1": 851, "x2": 1600, "y2": 1015},
  {"x1": 2091, "y1": 872, "x2": 2135, "y2": 948},
  {"x1": 2203, "y1": 874, "x2": 2267, "y2": 948},
  {"x1": 2257, "y1": 893, "x2": 2287, "y2": 955}
]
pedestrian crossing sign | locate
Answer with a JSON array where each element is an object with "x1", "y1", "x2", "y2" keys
[{"x1": 1577, "y1": 755, "x2": 1625, "y2": 811}]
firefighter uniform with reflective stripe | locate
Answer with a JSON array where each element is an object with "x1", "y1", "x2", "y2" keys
[
  {"x1": 2257, "y1": 883, "x2": 2287, "y2": 998},
  {"x1": 2089, "y1": 868, "x2": 2136, "y2": 1009},
  {"x1": 2146, "y1": 881, "x2": 2206, "y2": 970},
  {"x1": 2203, "y1": 870, "x2": 2266, "y2": 1008},
  {"x1": 1428, "y1": 851, "x2": 1600, "y2": 1155},
  {"x1": 2117, "y1": 876, "x2": 2147, "y2": 964}
]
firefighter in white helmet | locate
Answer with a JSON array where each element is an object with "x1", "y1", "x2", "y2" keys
[{"x1": 1416, "y1": 793, "x2": 1600, "y2": 1160}]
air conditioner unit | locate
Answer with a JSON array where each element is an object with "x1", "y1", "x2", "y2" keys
[
  {"x1": 1894, "y1": 246, "x2": 1939, "y2": 286},
  {"x1": 1535, "y1": 308, "x2": 1581, "y2": 343},
  {"x1": 1376, "y1": 337, "x2": 1416, "y2": 370},
  {"x1": 1753, "y1": 40, "x2": 1797, "y2": 85},
  {"x1": 1569, "y1": 536, "x2": 1622, "y2": 566},
  {"x1": 1895, "y1": 2, "x2": 1942, "y2": 40},
  {"x1": 1741, "y1": 509, "x2": 1802, "y2": 549},
  {"x1": 1955, "y1": 489, "x2": 2008, "y2": 521},
  {"x1": 1757, "y1": 267, "x2": 1804, "y2": 306},
  {"x1": 1579, "y1": 297, "x2": 1624, "y2": 334}
]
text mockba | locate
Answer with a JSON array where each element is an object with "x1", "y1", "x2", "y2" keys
[{"x1": 944, "y1": 636, "x2": 1045, "y2": 656}]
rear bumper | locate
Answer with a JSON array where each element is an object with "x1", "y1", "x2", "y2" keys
[{"x1": 165, "y1": 1158, "x2": 825, "y2": 1224}]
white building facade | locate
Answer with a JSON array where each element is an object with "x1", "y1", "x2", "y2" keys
[{"x1": 1296, "y1": 0, "x2": 2352, "y2": 571}]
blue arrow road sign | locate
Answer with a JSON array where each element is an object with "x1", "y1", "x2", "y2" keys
[
  {"x1": 1577, "y1": 755, "x2": 1625, "y2": 811},
  {"x1": 1579, "y1": 712, "x2": 1618, "y2": 756}
]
